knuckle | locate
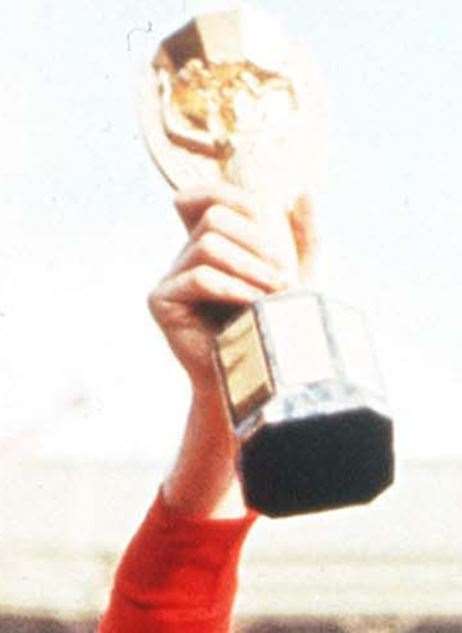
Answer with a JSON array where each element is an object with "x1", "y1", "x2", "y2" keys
[
  {"x1": 147, "y1": 290, "x2": 160, "y2": 318},
  {"x1": 191, "y1": 265, "x2": 211, "y2": 290},
  {"x1": 147, "y1": 279, "x2": 171, "y2": 322},
  {"x1": 209, "y1": 183, "x2": 256, "y2": 218},
  {"x1": 238, "y1": 192, "x2": 259, "y2": 219},
  {"x1": 203, "y1": 204, "x2": 224, "y2": 231},
  {"x1": 196, "y1": 231, "x2": 218, "y2": 258},
  {"x1": 223, "y1": 183, "x2": 253, "y2": 207}
]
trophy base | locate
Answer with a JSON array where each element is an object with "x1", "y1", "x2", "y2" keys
[
  {"x1": 214, "y1": 288, "x2": 395, "y2": 518},
  {"x1": 239, "y1": 406, "x2": 394, "y2": 518}
]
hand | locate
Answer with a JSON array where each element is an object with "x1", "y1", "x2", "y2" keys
[
  {"x1": 147, "y1": 184, "x2": 314, "y2": 517},
  {"x1": 148, "y1": 184, "x2": 313, "y2": 393}
]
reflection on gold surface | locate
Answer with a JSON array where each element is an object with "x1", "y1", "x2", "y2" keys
[{"x1": 157, "y1": 58, "x2": 296, "y2": 162}]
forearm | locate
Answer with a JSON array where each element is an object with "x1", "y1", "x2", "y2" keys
[
  {"x1": 163, "y1": 379, "x2": 248, "y2": 519},
  {"x1": 99, "y1": 392, "x2": 255, "y2": 633}
]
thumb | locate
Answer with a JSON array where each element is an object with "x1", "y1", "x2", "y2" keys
[{"x1": 288, "y1": 193, "x2": 316, "y2": 282}]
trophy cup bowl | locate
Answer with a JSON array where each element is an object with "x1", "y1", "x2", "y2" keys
[{"x1": 138, "y1": 7, "x2": 394, "y2": 517}]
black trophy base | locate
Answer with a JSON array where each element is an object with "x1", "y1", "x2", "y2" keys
[{"x1": 239, "y1": 407, "x2": 394, "y2": 518}]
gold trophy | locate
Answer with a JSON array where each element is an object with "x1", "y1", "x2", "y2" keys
[{"x1": 139, "y1": 7, "x2": 394, "y2": 517}]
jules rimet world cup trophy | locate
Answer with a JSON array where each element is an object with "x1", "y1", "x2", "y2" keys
[{"x1": 138, "y1": 6, "x2": 394, "y2": 517}]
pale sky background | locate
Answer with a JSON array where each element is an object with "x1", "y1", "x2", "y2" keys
[{"x1": 1, "y1": 0, "x2": 461, "y2": 463}]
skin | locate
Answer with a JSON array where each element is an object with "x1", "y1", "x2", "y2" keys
[{"x1": 148, "y1": 184, "x2": 315, "y2": 519}]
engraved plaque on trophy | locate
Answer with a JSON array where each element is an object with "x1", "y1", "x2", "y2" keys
[{"x1": 139, "y1": 7, "x2": 394, "y2": 517}]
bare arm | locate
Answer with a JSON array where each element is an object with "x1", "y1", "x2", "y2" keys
[
  {"x1": 99, "y1": 185, "x2": 314, "y2": 632},
  {"x1": 148, "y1": 184, "x2": 314, "y2": 518}
]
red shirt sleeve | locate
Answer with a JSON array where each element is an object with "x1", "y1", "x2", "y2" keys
[{"x1": 98, "y1": 488, "x2": 257, "y2": 633}]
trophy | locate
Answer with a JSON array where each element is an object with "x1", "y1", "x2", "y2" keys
[{"x1": 139, "y1": 7, "x2": 394, "y2": 517}]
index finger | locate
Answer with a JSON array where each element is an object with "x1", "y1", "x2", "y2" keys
[{"x1": 174, "y1": 184, "x2": 258, "y2": 233}]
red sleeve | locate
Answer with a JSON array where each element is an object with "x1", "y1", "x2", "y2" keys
[{"x1": 98, "y1": 488, "x2": 257, "y2": 633}]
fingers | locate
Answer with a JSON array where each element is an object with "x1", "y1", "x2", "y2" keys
[
  {"x1": 151, "y1": 186, "x2": 288, "y2": 321},
  {"x1": 175, "y1": 229, "x2": 286, "y2": 293},
  {"x1": 191, "y1": 204, "x2": 260, "y2": 252},
  {"x1": 151, "y1": 265, "x2": 265, "y2": 310},
  {"x1": 190, "y1": 202, "x2": 284, "y2": 266},
  {"x1": 165, "y1": 185, "x2": 312, "y2": 316},
  {"x1": 174, "y1": 184, "x2": 258, "y2": 232},
  {"x1": 175, "y1": 185, "x2": 315, "y2": 281}
]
